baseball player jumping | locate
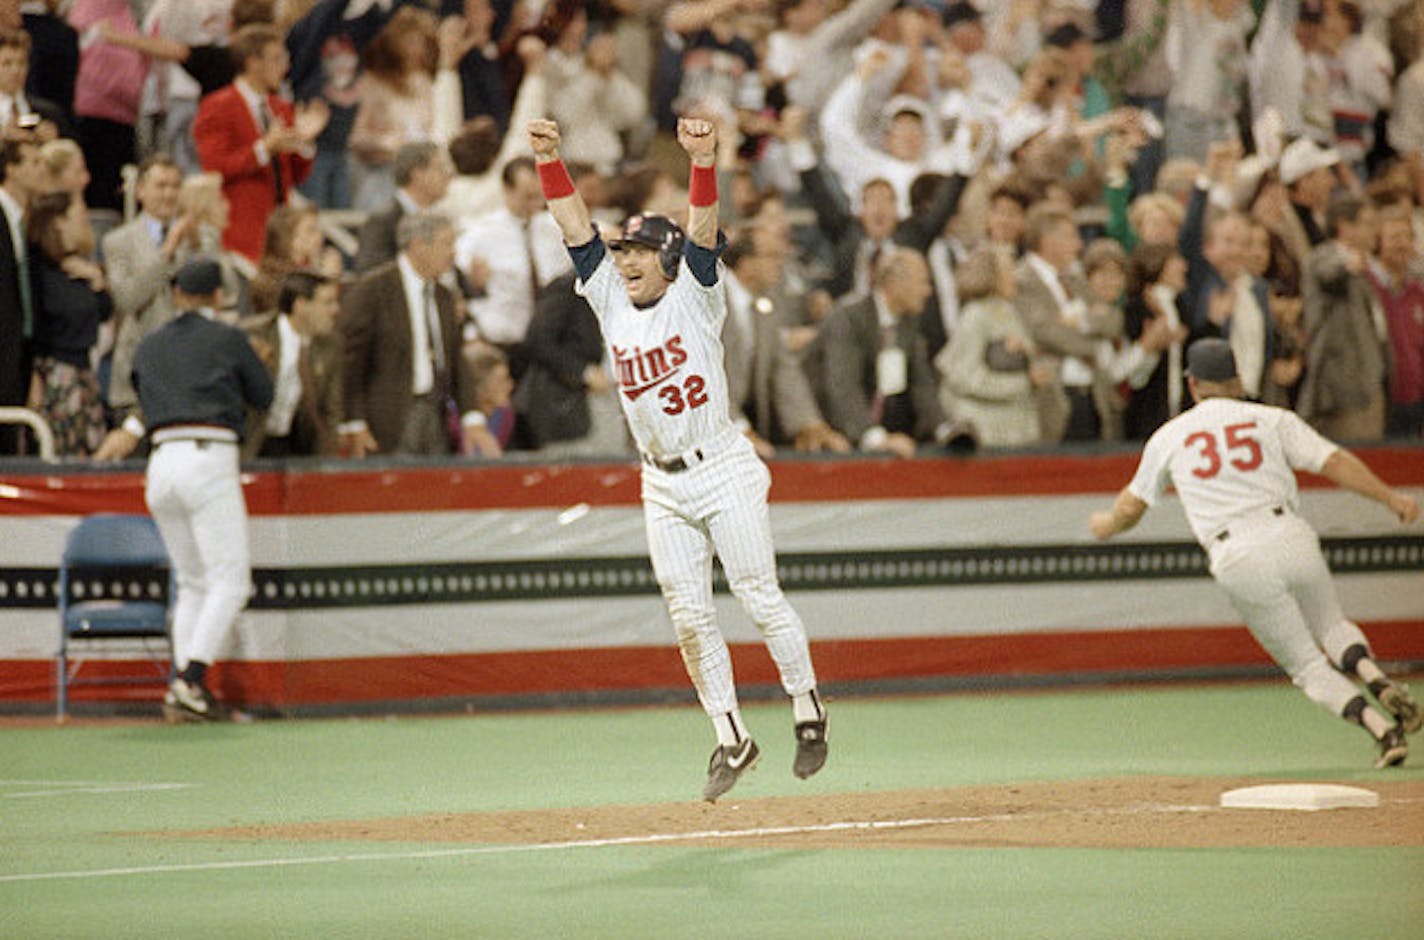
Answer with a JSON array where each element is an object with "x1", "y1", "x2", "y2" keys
[
  {"x1": 1091, "y1": 338, "x2": 1421, "y2": 768},
  {"x1": 528, "y1": 116, "x2": 828, "y2": 801}
]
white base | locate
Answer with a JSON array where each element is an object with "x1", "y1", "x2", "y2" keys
[{"x1": 1219, "y1": 783, "x2": 1380, "y2": 811}]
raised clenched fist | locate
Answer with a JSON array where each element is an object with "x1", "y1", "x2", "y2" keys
[
  {"x1": 527, "y1": 119, "x2": 561, "y2": 157},
  {"x1": 676, "y1": 118, "x2": 716, "y2": 164}
]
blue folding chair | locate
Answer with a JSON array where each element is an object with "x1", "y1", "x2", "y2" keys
[{"x1": 56, "y1": 514, "x2": 175, "y2": 720}]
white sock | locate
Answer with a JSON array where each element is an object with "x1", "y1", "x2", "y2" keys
[
  {"x1": 1362, "y1": 706, "x2": 1394, "y2": 739},
  {"x1": 713, "y1": 709, "x2": 749, "y2": 747},
  {"x1": 792, "y1": 689, "x2": 824, "y2": 724}
]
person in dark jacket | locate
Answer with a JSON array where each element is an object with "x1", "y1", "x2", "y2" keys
[
  {"x1": 26, "y1": 189, "x2": 111, "y2": 455},
  {"x1": 133, "y1": 256, "x2": 273, "y2": 722}
]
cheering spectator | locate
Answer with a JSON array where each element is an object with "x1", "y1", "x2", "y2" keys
[
  {"x1": 339, "y1": 211, "x2": 482, "y2": 458},
  {"x1": 462, "y1": 342, "x2": 514, "y2": 458},
  {"x1": 347, "y1": 6, "x2": 439, "y2": 212},
  {"x1": 355, "y1": 141, "x2": 455, "y2": 273},
  {"x1": 1, "y1": 135, "x2": 43, "y2": 456},
  {"x1": 0, "y1": 27, "x2": 62, "y2": 140},
  {"x1": 936, "y1": 245, "x2": 1049, "y2": 448},
  {"x1": 810, "y1": 246, "x2": 951, "y2": 457},
  {"x1": 97, "y1": 154, "x2": 187, "y2": 444},
  {"x1": 249, "y1": 203, "x2": 339, "y2": 315},
  {"x1": 1298, "y1": 191, "x2": 1390, "y2": 439},
  {"x1": 512, "y1": 269, "x2": 628, "y2": 457},
  {"x1": 20, "y1": 0, "x2": 78, "y2": 130},
  {"x1": 1315, "y1": 0, "x2": 1393, "y2": 174},
  {"x1": 68, "y1": 0, "x2": 151, "y2": 209},
  {"x1": 1367, "y1": 204, "x2": 1424, "y2": 437},
  {"x1": 37, "y1": 137, "x2": 89, "y2": 199},
  {"x1": 454, "y1": 155, "x2": 572, "y2": 359},
  {"x1": 545, "y1": 12, "x2": 645, "y2": 176},
  {"x1": 721, "y1": 232, "x2": 849, "y2": 455},
  {"x1": 25, "y1": 189, "x2": 110, "y2": 455},
  {"x1": 1162, "y1": 0, "x2": 1252, "y2": 161},
  {"x1": 437, "y1": 32, "x2": 548, "y2": 230},
  {"x1": 285, "y1": 0, "x2": 398, "y2": 209},
  {"x1": 1122, "y1": 240, "x2": 1190, "y2": 437},
  {"x1": 193, "y1": 24, "x2": 328, "y2": 262},
  {"x1": 242, "y1": 270, "x2": 342, "y2": 458}
]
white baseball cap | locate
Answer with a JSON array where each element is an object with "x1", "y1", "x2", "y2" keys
[
  {"x1": 1279, "y1": 138, "x2": 1340, "y2": 185},
  {"x1": 1231, "y1": 154, "x2": 1272, "y2": 209},
  {"x1": 997, "y1": 107, "x2": 1051, "y2": 159},
  {"x1": 883, "y1": 94, "x2": 933, "y2": 124}
]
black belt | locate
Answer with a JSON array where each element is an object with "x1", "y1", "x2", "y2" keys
[
  {"x1": 1216, "y1": 506, "x2": 1284, "y2": 542},
  {"x1": 642, "y1": 448, "x2": 704, "y2": 473}
]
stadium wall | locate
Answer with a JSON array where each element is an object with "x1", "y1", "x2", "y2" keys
[{"x1": 2, "y1": 449, "x2": 1421, "y2": 712}]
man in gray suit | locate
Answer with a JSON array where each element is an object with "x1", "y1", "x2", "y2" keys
[
  {"x1": 95, "y1": 154, "x2": 196, "y2": 459},
  {"x1": 352, "y1": 142, "x2": 454, "y2": 273},
  {"x1": 809, "y1": 246, "x2": 951, "y2": 457},
  {"x1": 340, "y1": 212, "x2": 486, "y2": 457},
  {"x1": 722, "y1": 234, "x2": 848, "y2": 456}
]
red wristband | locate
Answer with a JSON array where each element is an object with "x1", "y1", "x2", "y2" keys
[
  {"x1": 537, "y1": 160, "x2": 576, "y2": 200},
  {"x1": 688, "y1": 163, "x2": 717, "y2": 207}
]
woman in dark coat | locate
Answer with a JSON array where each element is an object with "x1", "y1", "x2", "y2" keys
[{"x1": 27, "y1": 189, "x2": 112, "y2": 455}]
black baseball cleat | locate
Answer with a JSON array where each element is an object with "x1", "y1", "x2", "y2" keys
[
  {"x1": 792, "y1": 716, "x2": 829, "y2": 779},
  {"x1": 163, "y1": 678, "x2": 224, "y2": 723},
  {"x1": 1378, "y1": 683, "x2": 1423, "y2": 735},
  {"x1": 702, "y1": 738, "x2": 759, "y2": 802},
  {"x1": 1374, "y1": 725, "x2": 1408, "y2": 769}
]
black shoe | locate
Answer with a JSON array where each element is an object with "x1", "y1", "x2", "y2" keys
[
  {"x1": 164, "y1": 678, "x2": 223, "y2": 722},
  {"x1": 703, "y1": 738, "x2": 759, "y2": 802},
  {"x1": 793, "y1": 716, "x2": 829, "y2": 779},
  {"x1": 1375, "y1": 725, "x2": 1407, "y2": 769}
]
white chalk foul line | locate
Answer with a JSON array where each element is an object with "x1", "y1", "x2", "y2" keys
[
  {"x1": 0, "y1": 802, "x2": 1215, "y2": 885},
  {"x1": 0, "y1": 780, "x2": 194, "y2": 799}
]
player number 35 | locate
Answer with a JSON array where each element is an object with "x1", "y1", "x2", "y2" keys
[{"x1": 1184, "y1": 421, "x2": 1263, "y2": 479}]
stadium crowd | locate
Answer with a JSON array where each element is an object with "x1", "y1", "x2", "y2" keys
[{"x1": 0, "y1": 0, "x2": 1422, "y2": 461}]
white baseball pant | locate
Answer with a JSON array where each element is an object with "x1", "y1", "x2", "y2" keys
[
  {"x1": 145, "y1": 440, "x2": 252, "y2": 669},
  {"x1": 1208, "y1": 507, "x2": 1372, "y2": 715},
  {"x1": 642, "y1": 434, "x2": 818, "y2": 717}
]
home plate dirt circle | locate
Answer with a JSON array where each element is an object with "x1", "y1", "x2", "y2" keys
[{"x1": 194, "y1": 777, "x2": 1424, "y2": 850}]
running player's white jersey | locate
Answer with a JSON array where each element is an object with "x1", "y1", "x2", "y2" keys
[
  {"x1": 1128, "y1": 397, "x2": 1339, "y2": 546},
  {"x1": 576, "y1": 249, "x2": 737, "y2": 458}
]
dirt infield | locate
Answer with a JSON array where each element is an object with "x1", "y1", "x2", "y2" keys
[{"x1": 186, "y1": 777, "x2": 1424, "y2": 850}]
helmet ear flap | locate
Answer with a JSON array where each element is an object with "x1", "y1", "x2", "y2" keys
[{"x1": 659, "y1": 228, "x2": 684, "y2": 279}]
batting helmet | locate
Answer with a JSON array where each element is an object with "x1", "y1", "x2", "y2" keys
[{"x1": 610, "y1": 213, "x2": 684, "y2": 279}]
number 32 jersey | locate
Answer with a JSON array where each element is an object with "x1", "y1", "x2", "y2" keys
[
  {"x1": 1128, "y1": 397, "x2": 1339, "y2": 547},
  {"x1": 577, "y1": 251, "x2": 735, "y2": 458}
]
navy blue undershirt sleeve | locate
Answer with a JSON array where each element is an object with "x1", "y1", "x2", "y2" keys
[
  {"x1": 568, "y1": 235, "x2": 606, "y2": 283},
  {"x1": 684, "y1": 233, "x2": 726, "y2": 287}
]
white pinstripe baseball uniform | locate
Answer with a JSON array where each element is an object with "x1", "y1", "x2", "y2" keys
[
  {"x1": 1127, "y1": 396, "x2": 1374, "y2": 715},
  {"x1": 575, "y1": 238, "x2": 819, "y2": 721}
]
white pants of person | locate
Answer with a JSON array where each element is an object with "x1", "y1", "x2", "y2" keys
[
  {"x1": 641, "y1": 430, "x2": 817, "y2": 717},
  {"x1": 145, "y1": 436, "x2": 252, "y2": 670},
  {"x1": 1207, "y1": 505, "x2": 1371, "y2": 715}
]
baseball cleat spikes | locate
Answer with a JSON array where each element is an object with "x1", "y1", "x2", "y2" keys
[
  {"x1": 793, "y1": 716, "x2": 829, "y2": 780},
  {"x1": 1374, "y1": 726, "x2": 1408, "y2": 769},
  {"x1": 1378, "y1": 683, "x2": 1423, "y2": 735},
  {"x1": 703, "y1": 738, "x2": 759, "y2": 802}
]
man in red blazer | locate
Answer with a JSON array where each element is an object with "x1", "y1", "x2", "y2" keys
[{"x1": 193, "y1": 24, "x2": 327, "y2": 261}]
